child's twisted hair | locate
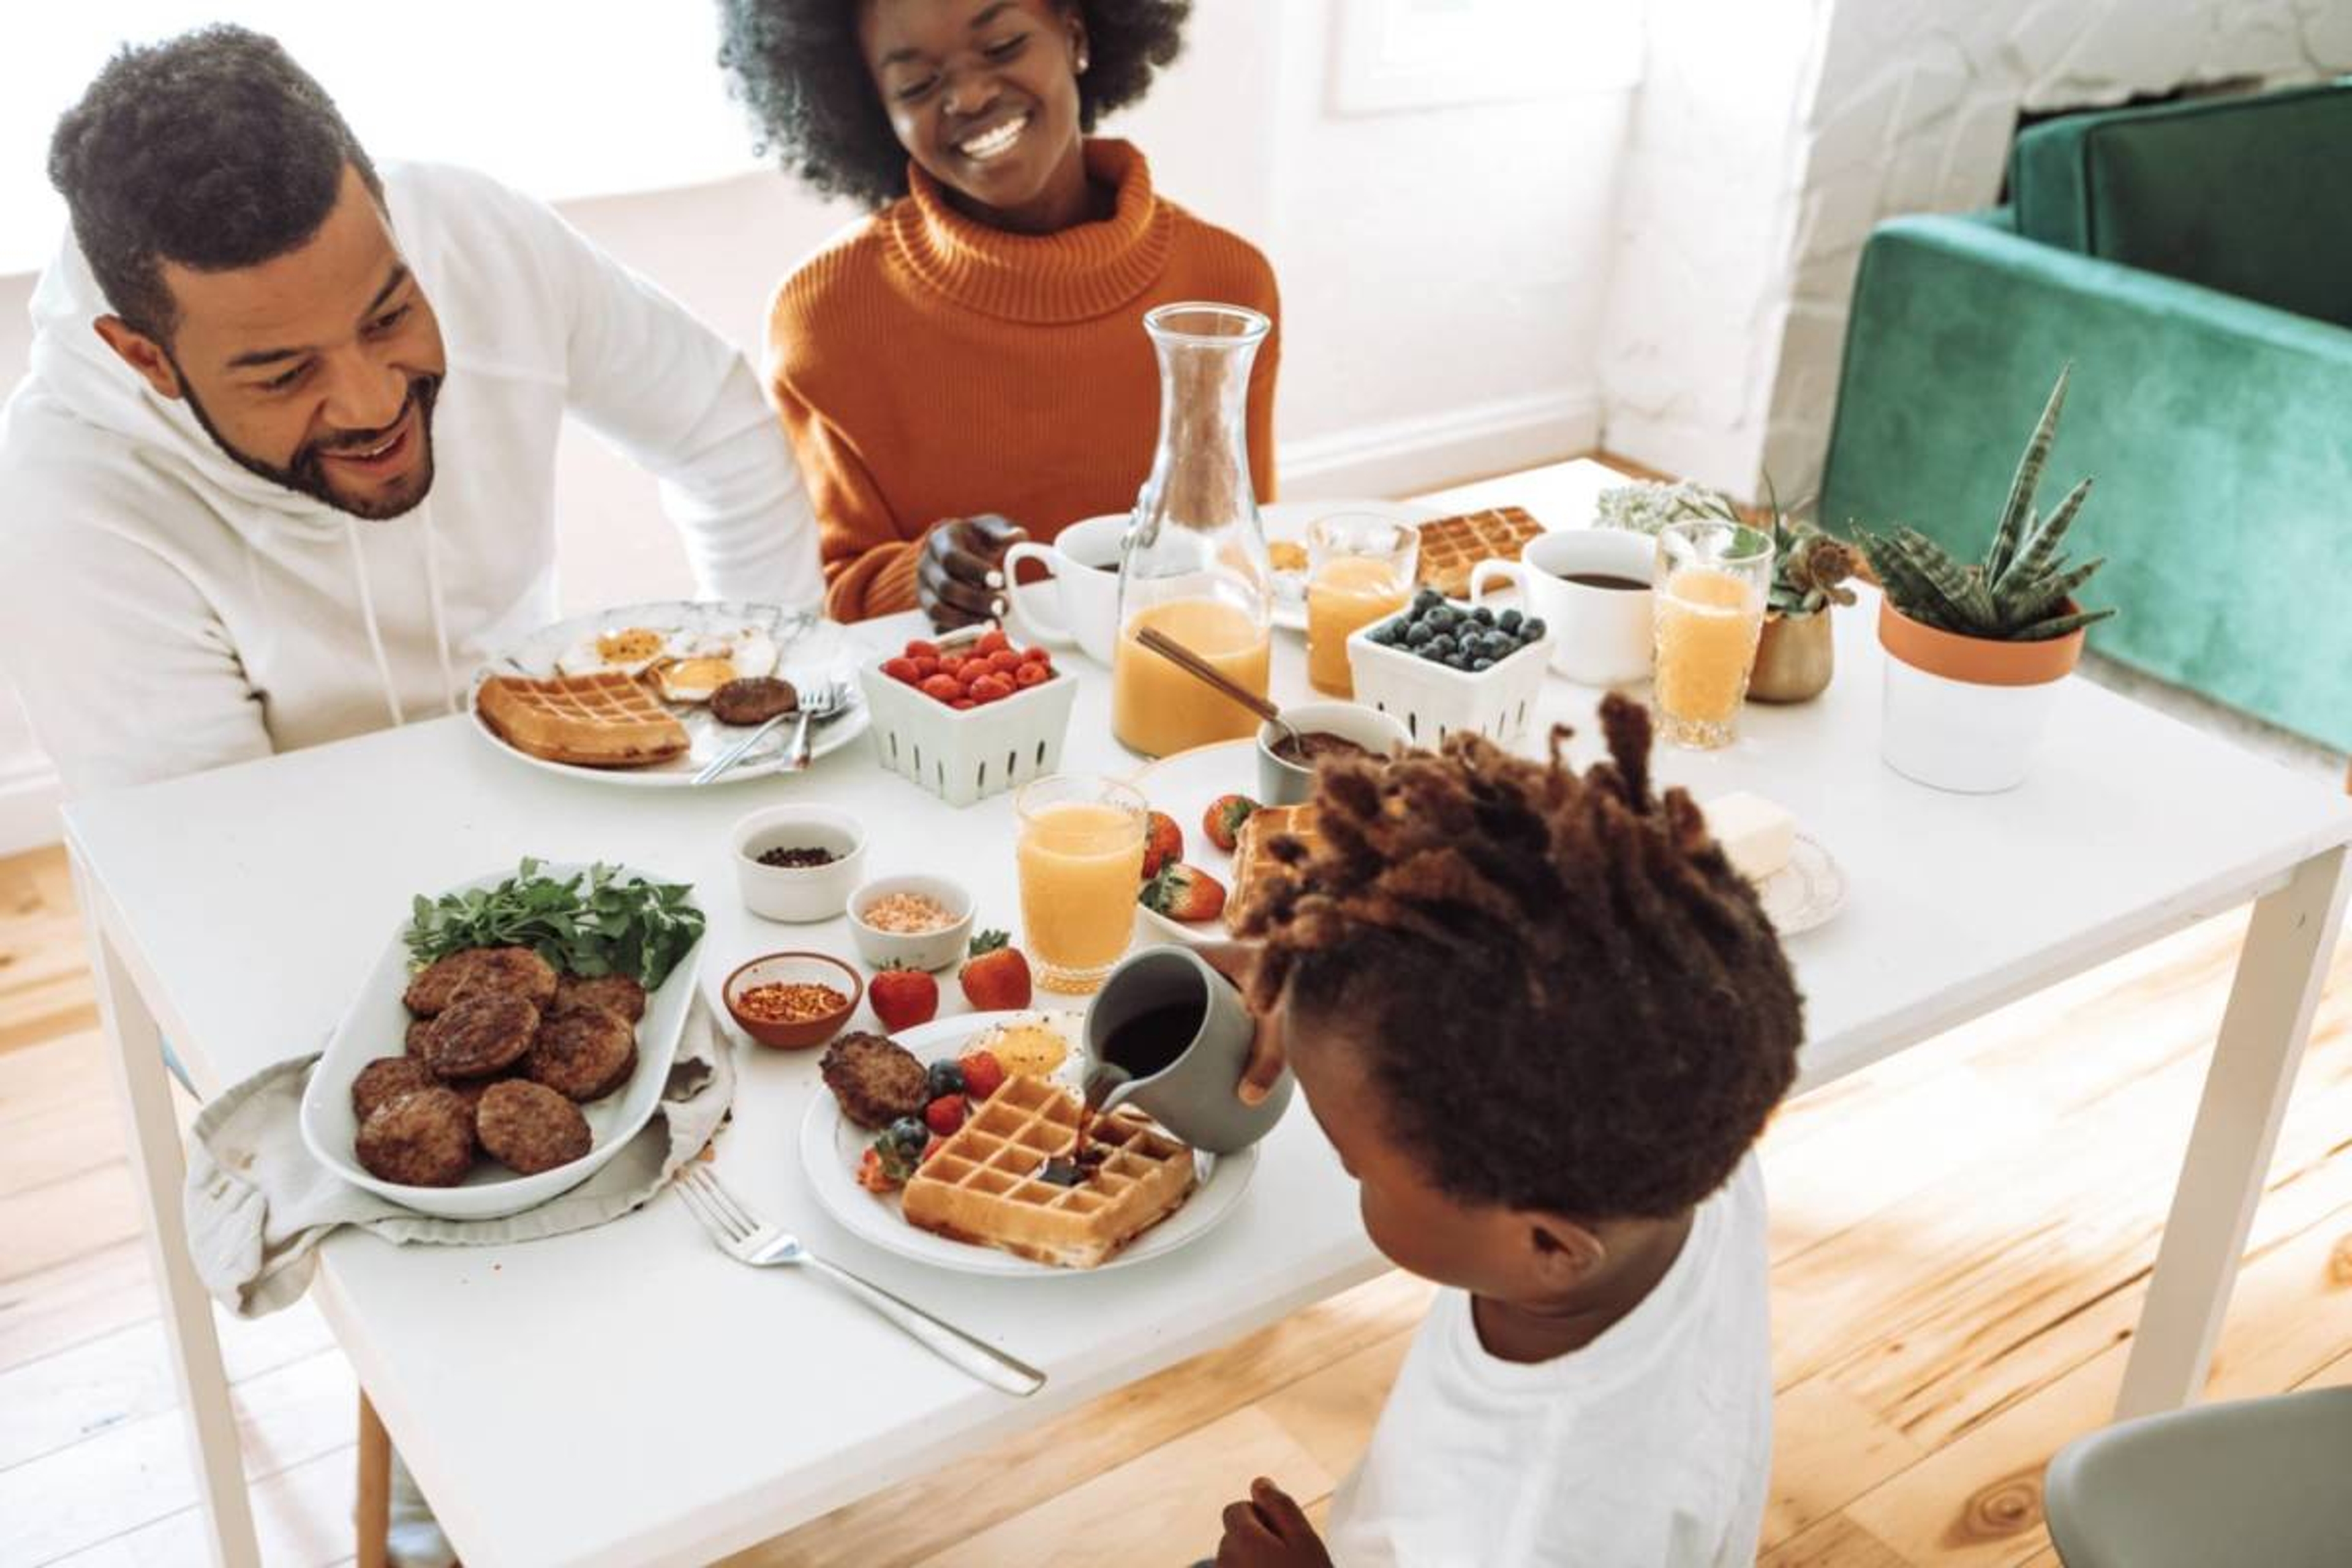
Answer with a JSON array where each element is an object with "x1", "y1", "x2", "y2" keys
[{"x1": 1235, "y1": 695, "x2": 1801, "y2": 1219}]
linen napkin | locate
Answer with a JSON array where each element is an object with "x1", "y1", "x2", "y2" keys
[{"x1": 184, "y1": 997, "x2": 735, "y2": 1317}]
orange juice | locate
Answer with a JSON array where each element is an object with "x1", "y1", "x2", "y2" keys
[
  {"x1": 1110, "y1": 597, "x2": 1272, "y2": 757},
  {"x1": 1654, "y1": 565, "x2": 1765, "y2": 744},
  {"x1": 1306, "y1": 556, "x2": 1409, "y2": 696},
  {"x1": 1017, "y1": 800, "x2": 1146, "y2": 992}
]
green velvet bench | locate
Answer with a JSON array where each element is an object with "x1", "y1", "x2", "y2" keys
[{"x1": 1818, "y1": 80, "x2": 2352, "y2": 755}]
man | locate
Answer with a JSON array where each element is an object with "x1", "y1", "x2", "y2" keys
[{"x1": 0, "y1": 25, "x2": 822, "y2": 796}]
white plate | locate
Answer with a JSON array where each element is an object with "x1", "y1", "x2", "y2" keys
[
  {"x1": 467, "y1": 600, "x2": 869, "y2": 788},
  {"x1": 1128, "y1": 740, "x2": 1261, "y2": 948},
  {"x1": 1758, "y1": 835, "x2": 1847, "y2": 935},
  {"x1": 298, "y1": 862, "x2": 704, "y2": 1221},
  {"x1": 1262, "y1": 500, "x2": 1444, "y2": 633},
  {"x1": 799, "y1": 1012, "x2": 1259, "y2": 1276}
]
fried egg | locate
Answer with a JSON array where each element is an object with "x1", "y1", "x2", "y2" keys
[
  {"x1": 554, "y1": 626, "x2": 668, "y2": 677},
  {"x1": 650, "y1": 629, "x2": 781, "y2": 704}
]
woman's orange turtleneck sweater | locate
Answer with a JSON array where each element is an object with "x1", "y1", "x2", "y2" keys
[{"x1": 766, "y1": 140, "x2": 1280, "y2": 622}]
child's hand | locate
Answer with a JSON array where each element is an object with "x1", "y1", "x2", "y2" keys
[
  {"x1": 1199, "y1": 943, "x2": 1286, "y2": 1106},
  {"x1": 1215, "y1": 1477, "x2": 1332, "y2": 1567}
]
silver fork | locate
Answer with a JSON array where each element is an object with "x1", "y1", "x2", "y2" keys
[
  {"x1": 692, "y1": 680, "x2": 850, "y2": 785},
  {"x1": 672, "y1": 1162, "x2": 1045, "y2": 1396}
]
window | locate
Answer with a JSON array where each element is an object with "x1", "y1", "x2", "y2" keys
[{"x1": 1, "y1": 5, "x2": 763, "y2": 274}]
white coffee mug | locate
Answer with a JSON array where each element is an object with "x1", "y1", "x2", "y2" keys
[
  {"x1": 1470, "y1": 530, "x2": 1657, "y2": 687},
  {"x1": 1003, "y1": 513, "x2": 1128, "y2": 666}
]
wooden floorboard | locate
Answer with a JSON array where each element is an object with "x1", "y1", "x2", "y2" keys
[{"x1": 4, "y1": 837, "x2": 2350, "y2": 1566}]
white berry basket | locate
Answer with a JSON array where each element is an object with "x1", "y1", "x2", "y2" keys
[
  {"x1": 1345, "y1": 611, "x2": 1555, "y2": 747},
  {"x1": 857, "y1": 660, "x2": 1079, "y2": 807}
]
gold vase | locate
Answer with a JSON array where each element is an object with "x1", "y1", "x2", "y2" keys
[{"x1": 1748, "y1": 609, "x2": 1834, "y2": 703}]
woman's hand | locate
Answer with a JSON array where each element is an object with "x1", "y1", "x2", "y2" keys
[
  {"x1": 918, "y1": 514, "x2": 1028, "y2": 630},
  {"x1": 1216, "y1": 1478, "x2": 1332, "y2": 1567},
  {"x1": 1199, "y1": 942, "x2": 1285, "y2": 1106}
]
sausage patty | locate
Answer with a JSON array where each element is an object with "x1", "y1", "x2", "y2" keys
[
  {"x1": 554, "y1": 973, "x2": 647, "y2": 1024},
  {"x1": 476, "y1": 1080, "x2": 592, "y2": 1174},
  {"x1": 423, "y1": 990, "x2": 540, "y2": 1079},
  {"x1": 526, "y1": 1003, "x2": 638, "y2": 1101},
  {"x1": 355, "y1": 1087, "x2": 475, "y2": 1187},
  {"x1": 820, "y1": 1031, "x2": 929, "y2": 1130},
  {"x1": 351, "y1": 1056, "x2": 439, "y2": 1123},
  {"x1": 709, "y1": 676, "x2": 798, "y2": 726},
  {"x1": 403, "y1": 946, "x2": 557, "y2": 1016}
]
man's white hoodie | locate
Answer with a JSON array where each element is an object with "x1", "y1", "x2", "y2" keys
[{"x1": 0, "y1": 161, "x2": 822, "y2": 797}]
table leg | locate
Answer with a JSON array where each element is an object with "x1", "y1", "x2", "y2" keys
[
  {"x1": 72, "y1": 854, "x2": 262, "y2": 1567},
  {"x1": 357, "y1": 1392, "x2": 392, "y2": 1568},
  {"x1": 2116, "y1": 845, "x2": 2351, "y2": 1419}
]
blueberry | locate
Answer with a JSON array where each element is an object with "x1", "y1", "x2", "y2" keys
[
  {"x1": 1521, "y1": 618, "x2": 1547, "y2": 641},
  {"x1": 1405, "y1": 620, "x2": 1435, "y2": 647},
  {"x1": 1471, "y1": 606, "x2": 1495, "y2": 626},
  {"x1": 925, "y1": 1060, "x2": 965, "y2": 1100},
  {"x1": 1427, "y1": 608, "x2": 1456, "y2": 631},
  {"x1": 886, "y1": 1117, "x2": 929, "y2": 1156},
  {"x1": 1472, "y1": 657, "x2": 1496, "y2": 672},
  {"x1": 1499, "y1": 608, "x2": 1523, "y2": 632},
  {"x1": 1414, "y1": 587, "x2": 1444, "y2": 612},
  {"x1": 1419, "y1": 646, "x2": 1449, "y2": 664},
  {"x1": 1450, "y1": 654, "x2": 1474, "y2": 671}
]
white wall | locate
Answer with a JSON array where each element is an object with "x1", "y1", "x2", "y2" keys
[
  {"x1": 0, "y1": 4, "x2": 1630, "y2": 851},
  {"x1": 1601, "y1": 0, "x2": 2352, "y2": 506}
]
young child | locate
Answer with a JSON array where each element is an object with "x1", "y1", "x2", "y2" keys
[{"x1": 1209, "y1": 694, "x2": 1804, "y2": 1567}]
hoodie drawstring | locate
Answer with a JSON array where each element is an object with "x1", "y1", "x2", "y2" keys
[
  {"x1": 345, "y1": 519, "x2": 407, "y2": 729},
  {"x1": 418, "y1": 507, "x2": 461, "y2": 717}
]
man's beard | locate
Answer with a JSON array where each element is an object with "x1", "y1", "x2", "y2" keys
[{"x1": 172, "y1": 364, "x2": 442, "y2": 521}]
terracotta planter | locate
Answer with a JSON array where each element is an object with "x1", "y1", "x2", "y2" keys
[
  {"x1": 1749, "y1": 610, "x2": 1834, "y2": 703},
  {"x1": 1877, "y1": 600, "x2": 2086, "y2": 793}
]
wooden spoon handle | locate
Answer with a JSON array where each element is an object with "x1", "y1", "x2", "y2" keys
[{"x1": 1134, "y1": 625, "x2": 1281, "y2": 725}]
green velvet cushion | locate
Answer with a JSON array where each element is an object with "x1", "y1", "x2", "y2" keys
[
  {"x1": 2012, "y1": 81, "x2": 2352, "y2": 328},
  {"x1": 1820, "y1": 214, "x2": 2352, "y2": 753}
]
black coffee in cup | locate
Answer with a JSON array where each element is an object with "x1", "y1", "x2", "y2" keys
[{"x1": 1562, "y1": 572, "x2": 1646, "y2": 590}]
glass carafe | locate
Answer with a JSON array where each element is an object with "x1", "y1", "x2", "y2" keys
[{"x1": 1110, "y1": 303, "x2": 1275, "y2": 758}]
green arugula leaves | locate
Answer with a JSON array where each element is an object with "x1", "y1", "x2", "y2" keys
[{"x1": 404, "y1": 859, "x2": 705, "y2": 990}]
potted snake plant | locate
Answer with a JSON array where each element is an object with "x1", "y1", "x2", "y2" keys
[{"x1": 1858, "y1": 367, "x2": 2114, "y2": 793}]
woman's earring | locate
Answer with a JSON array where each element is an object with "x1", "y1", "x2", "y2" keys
[{"x1": 1076, "y1": 49, "x2": 1090, "y2": 74}]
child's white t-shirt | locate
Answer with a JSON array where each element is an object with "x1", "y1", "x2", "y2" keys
[{"x1": 1325, "y1": 1153, "x2": 1773, "y2": 1568}]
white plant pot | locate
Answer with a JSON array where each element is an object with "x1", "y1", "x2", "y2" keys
[{"x1": 1877, "y1": 601, "x2": 2084, "y2": 794}]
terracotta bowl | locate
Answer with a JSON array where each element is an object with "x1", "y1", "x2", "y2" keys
[{"x1": 722, "y1": 951, "x2": 862, "y2": 1050}]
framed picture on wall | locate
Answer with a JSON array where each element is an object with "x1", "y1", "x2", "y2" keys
[{"x1": 1329, "y1": 0, "x2": 1641, "y2": 115}]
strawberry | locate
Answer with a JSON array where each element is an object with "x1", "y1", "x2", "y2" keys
[
  {"x1": 1021, "y1": 646, "x2": 1051, "y2": 665},
  {"x1": 957, "y1": 1048, "x2": 1007, "y2": 1102},
  {"x1": 856, "y1": 1147, "x2": 903, "y2": 1193},
  {"x1": 960, "y1": 930, "x2": 1033, "y2": 1011},
  {"x1": 868, "y1": 964, "x2": 939, "y2": 1030},
  {"x1": 905, "y1": 639, "x2": 941, "y2": 662},
  {"x1": 912, "y1": 655, "x2": 941, "y2": 679},
  {"x1": 969, "y1": 673, "x2": 1014, "y2": 703},
  {"x1": 1014, "y1": 661, "x2": 1052, "y2": 688},
  {"x1": 988, "y1": 649, "x2": 1025, "y2": 675},
  {"x1": 924, "y1": 1094, "x2": 968, "y2": 1136},
  {"x1": 1140, "y1": 862, "x2": 1227, "y2": 924},
  {"x1": 919, "y1": 673, "x2": 961, "y2": 703},
  {"x1": 1202, "y1": 794, "x2": 1260, "y2": 853},
  {"x1": 951, "y1": 698, "x2": 978, "y2": 710},
  {"x1": 974, "y1": 628, "x2": 1011, "y2": 656},
  {"x1": 1142, "y1": 811, "x2": 1184, "y2": 880},
  {"x1": 881, "y1": 656, "x2": 921, "y2": 685}
]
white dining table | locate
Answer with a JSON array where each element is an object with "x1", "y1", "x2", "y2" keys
[{"x1": 67, "y1": 459, "x2": 2352, "y2": 1567}]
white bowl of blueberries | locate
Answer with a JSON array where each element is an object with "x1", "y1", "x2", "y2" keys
[{"x1": 1345, "y1": 590, "x2": 1555, "y2": 746}]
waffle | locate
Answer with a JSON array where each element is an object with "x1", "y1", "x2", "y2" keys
[
  {"x1": 1414, "y1": 506, "x2": 1545, "y2": 598},
  {"x1": 475, "y1": 671, "x2": 691, "y2": 769},
  {"x1": 900, "y1": 1077, "x2": 1197, "y2": 1268},
  {"x1": 1225, "y1": 804, "x2": 1321, "y2": 934}
]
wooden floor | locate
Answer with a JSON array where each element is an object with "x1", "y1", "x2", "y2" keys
[{"x1": 5, "y1": 839, "x2": 2350, "y2": 1567}]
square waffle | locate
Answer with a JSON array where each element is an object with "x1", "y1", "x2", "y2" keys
[
  {"x1": 475, "y1": 671, "x2": 691, "y2": 769},
  {"x1": 1414, "y1": 506, "x2": 1545, "y2": 598},
  {"x1": 900, "y1": 1077, "x2": 1197, "y2": 1269},
  {"x1": 1225, "y1": 804, "x2": 1321, "y2": 934}
]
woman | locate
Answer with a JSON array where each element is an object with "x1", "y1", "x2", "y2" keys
[{"x1": 720, "y1": 0, "x2": 1280, "y2": 626}]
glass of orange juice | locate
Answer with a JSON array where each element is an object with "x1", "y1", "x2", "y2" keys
[
  {"x1": 1016, "y1": 774, "x2": 1149, "y2": 994},
  {"x1": 1306, "y1": 514, "x2": 1418, "y2": 697},
  {"x1": 1653, "y1": 519, "x2": 1774, "y2": 749}
]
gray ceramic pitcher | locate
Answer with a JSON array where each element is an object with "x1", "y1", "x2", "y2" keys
[{"x1": 1081, "y1": 946, "x2": 1294, "y2": 1155}]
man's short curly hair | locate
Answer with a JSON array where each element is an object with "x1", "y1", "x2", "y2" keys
[
  {"x1": 48, "y1": 25, "x2": 380, "y2": 342},
  {"x1": 717, "y1": 0, "x2": 1191, "y2": 210},
  {"x1": 1237, "y1": 696, "x2": 1804, "y2": 1223}
]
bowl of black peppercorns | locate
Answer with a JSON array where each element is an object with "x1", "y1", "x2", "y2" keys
[
  {"x1": 731, "y1": 805, "x2": 868, "y2": 923},
  {"x1": 1344, "y1": 589, "x2": 1556, "y2": 748}
]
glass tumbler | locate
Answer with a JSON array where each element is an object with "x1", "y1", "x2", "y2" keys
[
  {"x1": 1652, "y1": 519, "x2": 1774, "y2": 749},
  {"x1": 1015, "y1": 774, "x2": 1148, "y2": 994},
  {"x1": 1306, "y1": 513, "x2": 1419, "y2": 698}
]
